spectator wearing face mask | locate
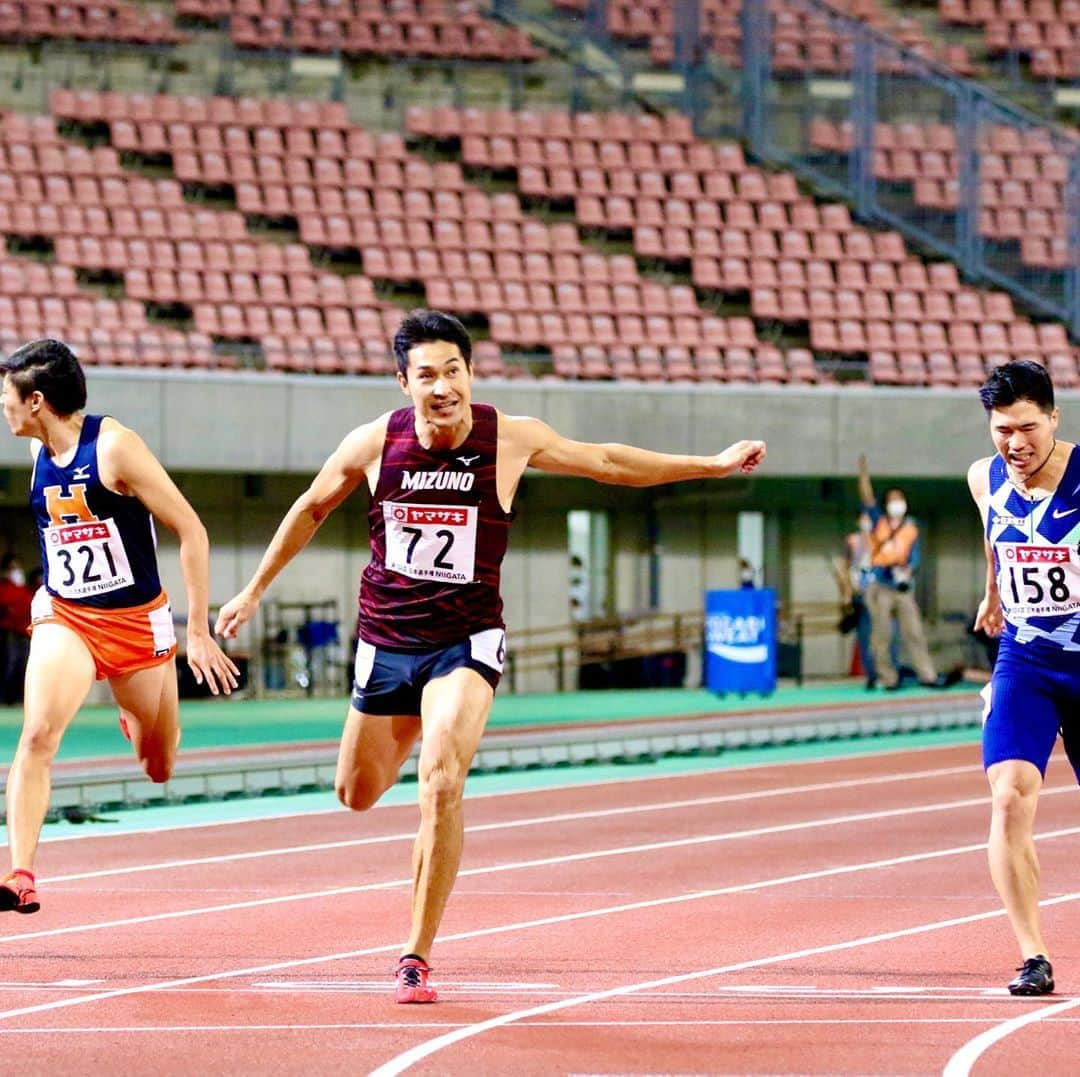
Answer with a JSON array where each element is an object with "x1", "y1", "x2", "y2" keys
[{"x1": 857, "y1": 456, "x2": 951, "y2": 690}]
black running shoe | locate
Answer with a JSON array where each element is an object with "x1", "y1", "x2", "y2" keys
[{"x1": 1008, "y1": 955, "x2": 1054, "y2": 996}]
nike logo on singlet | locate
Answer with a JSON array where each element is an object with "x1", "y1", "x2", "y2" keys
[{"x1": 1052, "y1": 507, "x2": 1079, "y2": 519}]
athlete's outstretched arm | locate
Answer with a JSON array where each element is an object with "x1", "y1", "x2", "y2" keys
[
  {"x1": 968, "y1": 458, "x2": 1004, "y2": 637},
  {"x1": 100, "y1": 423, "x2": 239, "y2": 694},
  {"x1": 216, "y1": 418, "x2": 387, "y2": 639},
  {"x1": 502, "y1": 415, "x2": 765, "y2": 487}
]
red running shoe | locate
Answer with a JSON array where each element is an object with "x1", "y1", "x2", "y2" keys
[
  {"x1": 395, "y1": 957, "x2": 437, "y2": 1003},
  {"x1": 0, "y1": 870, "x2": 39, "y2": 914}
]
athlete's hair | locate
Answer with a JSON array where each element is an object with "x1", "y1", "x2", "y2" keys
[
  {"x1": 392, "y1": 310, "x2": 472, "y2": 377},
  {"x1": 978, "y1": 359, "x2": 1055, "y2": 415},
  {"x1": 0, "y1": 338, "x2": 87, "y2": 417}
]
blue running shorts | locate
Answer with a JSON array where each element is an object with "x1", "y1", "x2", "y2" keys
[
  {"x1": 351, "y1": 627, "x2": 506, "y2": 715},
  {"x1": 982, "y1": 632, "x2": 1080, "y2": 783}
]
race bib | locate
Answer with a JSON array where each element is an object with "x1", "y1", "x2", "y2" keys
[
  {"x1": 43, "y1": 518, "x2": 135, "y2": 599},
  {"x1": 383, "y1": 501, "x2": 477, "y2": 584},
  {"x1": 997, "y1": 543, "x2": 1080, "y2": 618}
]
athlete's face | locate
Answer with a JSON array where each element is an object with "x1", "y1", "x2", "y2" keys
[
  {"x1": 0, "y1": 375, "x2": 39, "y2": 437},
  {"x1": 990, "y1": 398, "x2": 1059, "y2": 477},
  {"x1": 399, "y1": 340, "x2": 472, "y2": 431}
]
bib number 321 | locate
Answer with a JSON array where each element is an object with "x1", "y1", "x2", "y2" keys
[{"x1": 44, "y1": 519, "x2": 135, "y2": 599}]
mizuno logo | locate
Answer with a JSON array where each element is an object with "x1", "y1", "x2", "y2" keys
[
  {"x1": 457, "y1": 455, "x2": 480, "y2": 466},
  {"x1": 72, "y1": 464, "x2": 91, "y2": 480},
  {"x1": 400, "y1": 470, "x2": 476, "y2": 492},
  {"x1": 1051, "y1": 507, "x2": 1079, "y2": 519}
]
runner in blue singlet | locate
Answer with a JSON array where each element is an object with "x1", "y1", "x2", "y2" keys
[{"x1": 968, "y1": 358, "x2": 1078, "y2": 997}]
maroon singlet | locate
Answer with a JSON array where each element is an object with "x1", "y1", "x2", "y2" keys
[{"x1": 358, "y1": 403, "x2": 513, "y2": 650}]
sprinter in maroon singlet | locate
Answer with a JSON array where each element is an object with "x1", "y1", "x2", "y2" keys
[{"x1": 216, "y1": 311, "x2": 766, "y2": 1003}]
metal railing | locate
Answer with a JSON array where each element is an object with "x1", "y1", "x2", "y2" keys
[
  {"x1": 741, "y1": 0, "x2": 1080, "y2": 338},
  {"x1": 496, "y1": 0, "x2": 1080, "y2": 338}
]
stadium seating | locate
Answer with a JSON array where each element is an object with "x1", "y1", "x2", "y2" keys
[
  {"x1": 406, "y1": 103, "x2": 1077, "y2": 387},
  {"x1": 53, "y1": 90, "x2": 793, "y2": 381},
  {"x1": 809, "y1": 118, "x2": 1073, "y2": 271},
  {"x1": 939, "y1": 0, "x2": 1080, "y2": 79},
  {"x1": 554, "y1": 0, "x2": 973, "y2": 76},
  {"x1": 4, "y1": 84, "x2": 1067, "y2": 385},
  {"x1": 0, "y1": 0, "x2": 183, "y2": 44},
  {"x1": 175, "y1": 0, "x2": 542, "y2": 61}
]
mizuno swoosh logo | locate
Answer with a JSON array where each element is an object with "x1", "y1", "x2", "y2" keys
[
  {"x1": 1052, "y1": 507, "x2": 1078, "y2": 519},
  {"x1": 457, "y1": 455, "x2": 479, "y2": 466}
]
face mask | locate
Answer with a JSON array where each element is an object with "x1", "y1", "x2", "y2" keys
[
  {"x1": 858, "y1": 518, "x2": 871, "y2": 533},
  {"x1": 886, "y1": 500, "x2": 906, "y2": 519},
  {"x1": 8, "y1": 569, "x2": 24, "y2": 586}
]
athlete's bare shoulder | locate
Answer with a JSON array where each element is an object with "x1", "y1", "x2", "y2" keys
[
  {"x1": 335, "y1": 410, "x2": 393, "y2": 470},
  {"x1": 97, "y1": 415, "x2": 154, "y2": 462},
  {"x1": 967, "y1": 456, "x2": 993, "y2": 501},
  {"x1": 497, "y1": 410, "x2": 552, "y2": 451}
]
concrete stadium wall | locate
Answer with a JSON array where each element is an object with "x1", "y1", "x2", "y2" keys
[
  {"x1": 0, "y1": 368, "x2": 1003, "y2": 477},
  {"x1": 0, "y1": 370, "x2": 1031, "y2": 690}
]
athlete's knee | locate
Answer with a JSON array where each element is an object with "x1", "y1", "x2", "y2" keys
[
  {"x1": 336, "y1": 778, "x2": 383, "y2": 812},
  {"x1": 17, "y1": 721, "x2": 63, "y2": 763},
  {"x1": 990, "y1": 779, "x2": 1038, "y2": 826},
  {"x1": 417, "y1": 762, "x2": 466, "y2": 816},
  {"x1": 138, "y1": 744, "x2": 176, "y2": 784}
]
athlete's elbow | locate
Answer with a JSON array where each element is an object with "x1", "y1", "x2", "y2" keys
[{"x1": 178, "y1": 517, "x2": 209, "y2": 553}]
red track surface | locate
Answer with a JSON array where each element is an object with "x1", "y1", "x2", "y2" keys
[{"x1": 3, "y1": 742, "x2": 1078, "y2": 1075}]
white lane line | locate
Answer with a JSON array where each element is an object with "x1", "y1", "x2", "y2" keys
[
  {"x1": 2, "y1": 1018, "x2": 1080, "y2": 1035},
  {"x1": 367, "y1": 889, "x2": 1080, "y2": 1077},
  {"x1": 12, "y1": 787, "x2": 1073, "y2": 944},
  {"x1": 2, "y1": 827, "x2": 1079, "y2": 1024},
  {"x1": 941, "y1": 996, "x2": 1080, "y2": 1076},
  {"x1": 43, "y1": 763, "x2": 981, "y2": 884},
  {"x1": 0, "y1": 981, "x2": 103, "y2": 989},
  {"x1": 32, "y1": 742, "x2": 984, "y2": 846}
]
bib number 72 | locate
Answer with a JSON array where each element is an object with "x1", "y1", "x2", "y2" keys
[
  {"x1": 383, "y1": 501, "x2": 478, "y2": 584},
  {"x1": 401, "y1": 526, "x2": 455, "y2": 570}
]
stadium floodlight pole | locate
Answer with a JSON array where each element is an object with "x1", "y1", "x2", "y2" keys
[
  {"x1": 584, "y1": 0, "x2": 607, "y2": 40},
  {"x1": 673, "y1": 0, "x2": 700, "y2": 73},
  {"x1": 1067, "y1": 145, "x2": 1080, "y2": 340},
  {"x1": 849, "y1": 23, "x2": 877, "y2": 222},
  {"x1": 954, "y1": 83, "x2": 982, "y2": 285},
  {"x1": 739, "y1": 0, "x2": 770, "y2": 158}
]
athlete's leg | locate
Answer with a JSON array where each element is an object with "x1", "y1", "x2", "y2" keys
[
  {"x1": 5, "y1": 623, "x2": 96, "y2": 870},
  {"x1": 335, "y1": 707, "x2": 421, "y2": 811},
  {"x1": 404, "y1": 666, "x2": 494, "y2": 961},
  {"x1": 109, "y1": 658, "x2": 181, "y2": 784},
  {"x1": 986, "y1": 758, "x2": 1048, "y2": 960}
]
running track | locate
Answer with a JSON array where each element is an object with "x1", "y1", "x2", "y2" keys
[{"x1": 2, "y1": 741, "x2": 1078, "y2": 1075}]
